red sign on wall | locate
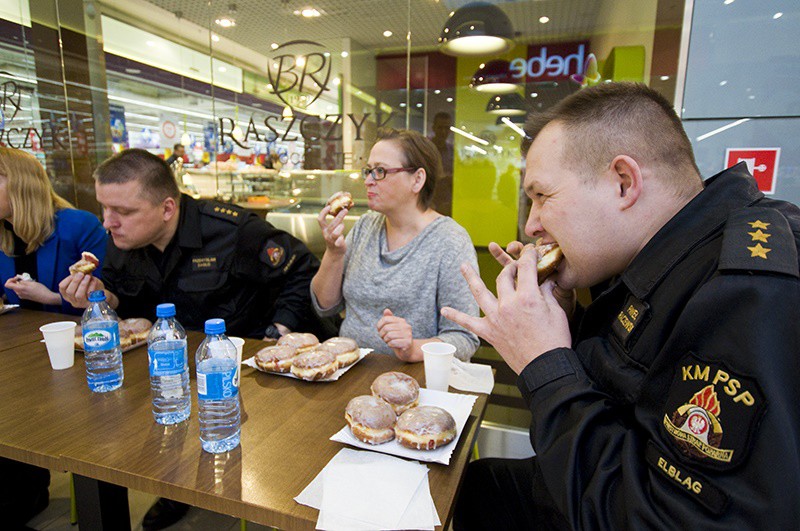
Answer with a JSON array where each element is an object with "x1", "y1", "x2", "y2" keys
[{"x1": 725, "y1": 148, "x2": 781, "y2": 195}]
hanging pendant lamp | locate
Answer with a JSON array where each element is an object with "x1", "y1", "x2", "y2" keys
[
  {"x1": 486, "y1": 93, "x2": 526, "y2": 116},
  {"x1": 470, "y1": 59, "x2": 520, "y2": 94},
  {"x1": 438, "y1": 2, "x2": 514, "y2": 57}
]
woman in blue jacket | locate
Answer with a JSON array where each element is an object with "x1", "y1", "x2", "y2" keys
[{"x1": 0, "y1": 147, "x2": 106, "y2": 315}]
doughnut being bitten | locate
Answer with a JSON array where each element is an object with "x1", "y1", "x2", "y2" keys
[
  {"x1": 345, "y1": 395, "x2": 396, "y2": 445},
  {"x1": 320, "y1": 336, "x2": 360, "y2": 368},
  {"x1": 290, "y1": 349, "x2": 339, "y2": 381},
  {"x1": 395, "y1": 405, "x2": 457, "y2": 450},
  {"x1": 69, "y1": 251, "x2": 100, "y2": 275},
  {"x1": 370, "y1": 371, "x2": 420, "y2": 415},
  {"x1": 255, "y1": 345, "x2": 297, "y2": 373},
  {"x1": 326, "y1": 191, "x2": 354, "y2": 216}
]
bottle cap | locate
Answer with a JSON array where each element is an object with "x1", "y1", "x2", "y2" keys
[
  {"x1": 156, "y1": 303, "x2": 176, "y2": 318},
  {"x1": 88, "y1": 290, "x2": 106, "y2": 302},
  {"x1": 204, "y1": 318, "x2": 226, "y2": 335}
]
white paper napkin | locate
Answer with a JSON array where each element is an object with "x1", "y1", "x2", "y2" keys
[
  {"x1": 295, "y1": 448, "x2": 440, "y2": 530},
  {"x1": 450, "y1": 358, "x2": 494, "y2": 394},
  {"x1": 242, "y1": 348, "x2": 371, "y2": 381},
  {"x1": 330, "y1": 388, "x2": 477, "y2": 465}
]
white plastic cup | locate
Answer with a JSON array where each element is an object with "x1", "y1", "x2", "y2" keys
[
  {"x1": 422, "y1": 342, "x2": 456, "y2": 392},
  {"x1": 229, "y1": 336, "x2": 245, "y2": 386},
  {"x1": 39, "y1": 321, "x2": 77, "y2": 370}
]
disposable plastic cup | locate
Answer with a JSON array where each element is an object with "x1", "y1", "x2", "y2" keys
[
  {"x1": 39, "y1": 321, "x2": 77, "y2": 370},
  {"x1": 229, "y1": 336, "x2": 245, "y2": 386},
  {"x1": 422, "y1": 342, "x2": 456, "y2": 392}
]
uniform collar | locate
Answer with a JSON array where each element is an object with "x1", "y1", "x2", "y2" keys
[
  {"x1": 175, "y1": 194, "x2": 203, "y2": 249},
  {"x1": 620, "y1": 163, "x2": 762, "y2": 300}
]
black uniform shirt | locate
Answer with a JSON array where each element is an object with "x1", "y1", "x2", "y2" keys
[
  {"x1": 102, "y1": 195, "x2": 319, "y2": 337},
  {"x1": 517, "y1": 163, "x2": 800, "y2": 528}
]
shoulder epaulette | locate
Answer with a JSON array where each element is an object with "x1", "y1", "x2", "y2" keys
[
  {"x1": 718, "y1": 206, "x2": 799, "y2": 277},
  {"x1": 201, "y1": 201, "x2": 245, "y2": 224}
]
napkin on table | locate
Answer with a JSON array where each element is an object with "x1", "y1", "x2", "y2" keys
[{"x1": 449, "y1": 358, "x2": 494, "y2": 394}]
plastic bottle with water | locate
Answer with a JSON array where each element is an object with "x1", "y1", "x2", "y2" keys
[
  {"x1": 81, "y1": 290, "x2": 124, "y2": 392},
  {"x1": 147, "y1": 303, "x2": 191, "y2": 425},
  {"x1": 195, "y1": 318, "x2": 240, "y2": 453}
]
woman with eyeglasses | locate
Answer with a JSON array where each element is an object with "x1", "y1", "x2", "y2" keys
[{"x1": 311, "y1": 128, "x2": 479, "y2": 362}]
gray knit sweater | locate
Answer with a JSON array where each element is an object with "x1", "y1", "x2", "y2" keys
[{"x1": 312, "y1": 211, "x2": 480, "y2": 360}]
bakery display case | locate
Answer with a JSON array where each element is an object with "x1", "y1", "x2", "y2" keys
[{"x1": 183, "y1": 167, "x2": 368, "y2": 255}]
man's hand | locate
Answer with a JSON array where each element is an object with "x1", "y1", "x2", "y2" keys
[
  {"x1": 58, "y1": 273, "x2": 104, "y2": 309},
  {"x1": 376, "y1": 308, "x2": 417, "y2": 361},
  {"x1": 441, "y1": 249, "x2": 572, "y2": 374},
  {"x1": 4, "y1": 277, "x2": 61, "y2": 305}
]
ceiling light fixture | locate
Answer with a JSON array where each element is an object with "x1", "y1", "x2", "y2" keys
[
  {"x1": 499, "y1": 115, "x2": 525, "y2": 133},
  {"x1": 211, "y1": 34, "x2": 220, "y2": 42},
  {"x1": 539, "y1": 16, "x2": 550, "y2": 24},
  {"x1": 215, "y1": 3, "x2": 237, "y2": 27},
  {"x1": 470, "y1": 59, "x2": 520, "y2": 94},
  {"x1": 486, "y1": 93, "x2": 526, "y2": 116},
  {"x1": 450, "y1": 126, "x2": 489, "y2": 145},
  {"x1": 438, "y1": 1, "x2": 514, "y2": 56},
  {"x1": 301, "y1": 8, "x2": 321, "y2": 18},
  {"x1": 383, "y1": 30, "x2": 393, "y2": 37}
]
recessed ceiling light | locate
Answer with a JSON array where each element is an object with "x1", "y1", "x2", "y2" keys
[
  {"x1": 211, "y1": 34, "x2": 220, "y2": 42},
  {"x1": 399, "y1": 102, "x2": 407, "y2": 107},
  {"x1": 446, "y1": 97, "x2": 453, "y2": 102},
  {"x1": 218, "y1": 66, "x2": 227, "y2": 72},
  {"x1": 719, "y1": 80, "x2": 728, "y2": 86},
  {"x1": 271, "y1": 42, "x2": 279, "y2": 50},
  {"x1": 297, "y1": 56, "x2": 306, "y2": 67},
  {"x1": 660, "y1": 75, "x2": 669, "y2": 81},
  {"x1": 215, "y1": 17, "x2": 235, "y2": 27},
  {"x1": 323, "y1": 52, "x2": 330, "y2": 57},
  {"x1": 539, "y1": 16, "x2": 550, "y2": 24},
  {"x1": 723, "y1": 0, "x2": 734, "y2": 4},
  {"x1": 773, "y1": 12, "x2": 783, "y2": 19},
  {"x1": 146, "y1": 40, "x2": 156, "y2": 47},
  {"x1": 293, "y1": 10, "x2": 300, "y2": 15},
  {"x1": 332, "y1": 78, "x2": 341, "y2": 86},
  {"x1": 125, "y1": 68, "x2": 141, "y2": 74},
  {"x1": 434, "y1": 89, "x2": 441, "y2": 94},
  {"x1": 301, "y1": 8, "x2": 321, "y2": 17},
  {"x1": 530, "y1": 92, "x2": 538, "y2": 97},
  {"x1": 416, "y1": 103, "x2": 422, "y2": 108},
  {"x1": 383, "y1": 30, "x2": 393, "y2": 37},
  {"x1": 341, "y1": 51, "x2": 349, "y2": 58},
  {"x1": 748, "y1": 95, "x2": 755, "y2": 99}
]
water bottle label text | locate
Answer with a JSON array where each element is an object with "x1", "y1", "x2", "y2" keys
[
  {"x1": 197, "y1": 368, "x2": 238, "y2": 400},
  {"x1": 83, "y1": 322, "x2": 120, "y2": 352}
]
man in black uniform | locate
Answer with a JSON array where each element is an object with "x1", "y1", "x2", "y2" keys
[
  {"x1": 444, "y1": 83, "x2": 800, "y2": 528},
  {"x1": 59, "y1": 148, "x2": 320, "y2": 529}
]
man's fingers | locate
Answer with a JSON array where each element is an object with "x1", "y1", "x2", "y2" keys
[
  {"x1": 506, "y1": 241, "x2": 525, "y2": 260},
  {"x1": 488, "y1": 242, "x2": 515, "y2": 267},
  {"x1": 460, "y1": 263, "x2": 498, "y2": 314},
  {"x1": 441, "y1": 307, "x2": 489, "y2": 339},
  {"x1": 516, "y1": 245, "x2": 541, "y2": 295},
  {"x1": 496, "y1": 261, "x2": 518, "y2": 300}
]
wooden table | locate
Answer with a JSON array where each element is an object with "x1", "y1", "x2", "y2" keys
[{"x1": 0, "y1": 309, "x2": 489, "y2": 530}]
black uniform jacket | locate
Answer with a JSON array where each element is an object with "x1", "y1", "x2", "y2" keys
[
  {"x1": 517, "y1": 164, "x2": 800, "y2": 528},
  {"x1": 103, "y1": 195, "x2": 319, "y2": 338}
]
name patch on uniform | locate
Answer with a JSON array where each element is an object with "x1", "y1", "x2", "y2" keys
[
  {"x1": 645, "y1": 441, "x2": 728, "y2": 514},
  {"x1": 611, "y1": 294, "x2": 649, "y2": 350},
  {"x1": 192, "y1": 256, "x2": 218, "y2": 270},
  {"x1": 260, "y1": 240, "x2": 286, "y2": 268},
  {"x1": 661, "y1": 352, "x2": 766, "y2": 470}
]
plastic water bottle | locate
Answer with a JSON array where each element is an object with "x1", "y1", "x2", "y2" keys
[
  {"x1": 196, "y1": 318, "x2": 240, "y2": 453},
  {"x1": 81, "y1": 290, "x2": 124, "y2": 392},
  {"x1": 147, "y1": 303, "x2": 191, "y2": 425}
]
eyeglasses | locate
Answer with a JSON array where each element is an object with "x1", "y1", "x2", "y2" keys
[{"x1": 361, "y1": 166, "x2": 417, "y2": 181}]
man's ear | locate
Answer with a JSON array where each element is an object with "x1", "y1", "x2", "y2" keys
[
  {"x1": 610, "y1": 155, "x2": 643, "y2": 210},
  {"x1": 162, "y1": 196, "x2": 178, "y2": 221},
  {"x1": 412, "y1": 169, "x2": 427, "y2": 194}
]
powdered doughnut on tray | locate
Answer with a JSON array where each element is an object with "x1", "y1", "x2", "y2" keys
[
  {"x1": 255, "y1": 345, "x2": 298, "y2": 373},
  {"x1": 119, "y1": 318, "x2": 152, "y2": 344},
  {"x1": 320, "y1": 337, "x2": 360, "y2": 368},
  {"x1": 277, "y1": 332, "x2": 319, "y2": 353},
  {"x1": 290, "y1": 349, "x2": 339, "y2": 381},
  {"x1": 395, "y1": 405, "x2": 457, "y2": 450},
  {"x1": 345, "y1": 395, "x2": 396, "y2": 445},
  {"x1": 370, "y1": 371, "x2": 420, "y2": 415}
]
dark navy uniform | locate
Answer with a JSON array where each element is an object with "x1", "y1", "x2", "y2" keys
[
  {"x1": 456, "y1": 164, "x2": 800, "y2": 529},
  {"x1": 103, "y1": 195, "x2": 319, "y2": 338}
]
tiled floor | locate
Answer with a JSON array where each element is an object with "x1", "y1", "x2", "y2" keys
[{"x1": 27, "y1": 470, "x2": 273, "y2": 531}]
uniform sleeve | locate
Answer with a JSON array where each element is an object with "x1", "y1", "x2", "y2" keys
[
  {"x1": 234, "y1": 216, "x2": 319, "y2": 332},
  {"x1": 434, "y1": 227, "x2": 480, "y2": 361},
  {"x1": 517, "y1": 273, "x2": 800, "y2": 528}
]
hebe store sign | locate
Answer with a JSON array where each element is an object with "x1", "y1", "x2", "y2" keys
[{"x1": 509, "y1": 41, "x2": 590, "y2": 82}]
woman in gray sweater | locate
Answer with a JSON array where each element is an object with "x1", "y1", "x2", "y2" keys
[{"x1": 311, "y1": 129, "x2": 479, "y2": 362}]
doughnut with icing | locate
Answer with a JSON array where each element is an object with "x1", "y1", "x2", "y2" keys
[
  {"x1": 345, "y1": 395, "x2": 396, "y2": 444},
  {"x1": 326, "y1": 191, "x2": 354, "y2": 216},
  {"x1": 395, "y1": 406, "x2": 457, "y2": 450},
  {"x1": 320, "y1": 337, "x2": 360, "y2": 368},
  {"x1": 69, "y1": 251, "x2": 100, "y2": 275},
  {"x1": 119, "y1": 318, "x2": 152, "y2": 344},
  {"x1": 523, "y1": 239, "x2": 563, "y2": 283},
  {"x1": 370, "y1": 372, "x2": 420, "y2": 415},
  {"x1": 277, "y1": 332, "x2": 319, "y2": 353},
  {"x1": 255, "y1": 345, "x2": 297, "y2": 373},
  {"x1": 290, "y1": 349, "x2": 339, "y2": 381}
]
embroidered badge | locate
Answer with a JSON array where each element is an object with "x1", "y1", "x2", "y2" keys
[
  {"x1": 191, "y1": 256, "x2": 218, "y2": 270},
  {"x1": 261, "y1": 240, "x2": 285, "y2": 268},
  {"x1": 611, "y1": 294, "x2": 650, "y2": 350},
  {"x1": 662, "y1": 353, "x2": 766, "y2": 469}
]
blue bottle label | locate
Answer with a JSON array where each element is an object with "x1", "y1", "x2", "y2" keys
[
  {"x1": 197, "y1": 369, "x2": 238, "y2": 400},
  {"x1": 149, "y1": 347, "x2": 186, "y2": 376},
  {"x1": 83, "y1": 322, "x2": 120, "y2": 352}
]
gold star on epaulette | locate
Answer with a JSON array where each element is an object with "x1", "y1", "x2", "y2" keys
[
  {"x1": 748, "y1": 229, "x2": 771, "y2": 243},
  {"x1": 747, "y1": 243, "x2": 771, "y2": 259},
  {"x1": 748, "y1": 220, "x2": 770, "y2": 230},
  {"x1": 214, "y1": 206, "x2": 220, "y2": 212},
  {"x1": 233, "y1": 212, "x2": 239, "y2": 217}
]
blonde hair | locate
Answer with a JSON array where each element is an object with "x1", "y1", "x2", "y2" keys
[{"x1": 0, "y1": 147, "x2": 73, "y2": 255}]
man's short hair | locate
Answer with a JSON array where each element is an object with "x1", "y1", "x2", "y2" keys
[
  {"x1": 523, "y1": 82, "x2": 701, "y2": 194},
  {"x1": 94, "y1": 148, "x2": 180, "y2": 204},
  {"x1": 173, "y1": 143, "x2": 184, "y2": 151}
]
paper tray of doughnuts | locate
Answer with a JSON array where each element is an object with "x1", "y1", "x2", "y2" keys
[
  {"x1": 331, "y1": 388, "x2": 478, "y2": 465},
  {"x1": 0, "y1": 304, "x2": 20, "y2": 316},
  {"x1": 242, "y1": 348, "x2": 372, "y2": 382}
]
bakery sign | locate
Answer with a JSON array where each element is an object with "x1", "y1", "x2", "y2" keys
[{"x1": 267, "y1": 40, "x2": 332, "y2": 109}]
